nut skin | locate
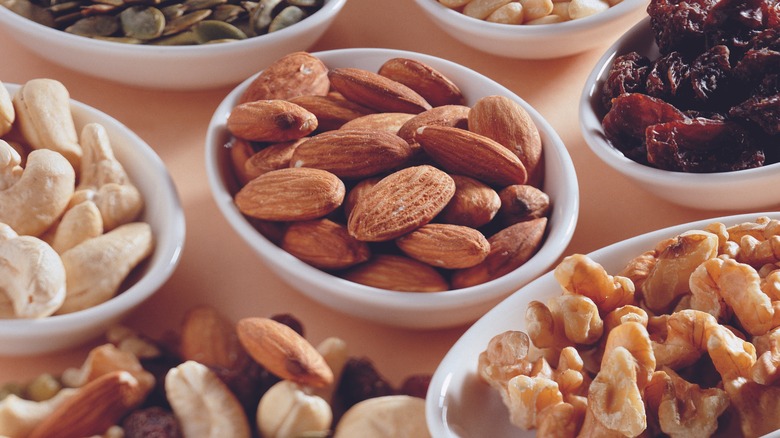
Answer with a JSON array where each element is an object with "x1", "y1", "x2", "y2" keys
[
  {"x1": 244, "y1": 138, "x2": 305, "y2": 181},
  {"x1": 340, "y1": 112, "x2": 414, "y2": 134},
  {"x1": 281, "y1": 218, "x2": 371, "y2": 270},
  {"x1": 341, "y1": 254, "x2": 449, "y2": 292},
  {"x1": 397, "y1": 105, "x2": 471, "y2": 153},
  {"x1": 378, "y1": 57, "x2": 466, "y2": 107},
  {"x1": 289, "y1": 94, "x2": 374, "y2": 131},
  {"x1": 498, "y1": 184, "x2": 551, "y2": 226},
  {"x1": 438, "y1": 174, "x2": 501, "y2": 228},
  {"x1": 227, "y1": 100, "x2": 318, "y2": 143},
  {"x1": 395, "y1": 223, "x2": 490, "y2": 269},
  {"x1": 239, "y1": 51, "x2": 330, "y2": 104},
  {"x1": 179, "y1": 305, "x2": 245, "y2": 370},
  {"x1": 328, "y1": 67, "x2": 432, "y2": 114}
]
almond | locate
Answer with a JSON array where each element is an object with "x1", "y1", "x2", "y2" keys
[
  {"x1": 227, "y1": 100, "x2": 318, "y2": 142},
  {"x1": 235, "y1": 167, "x2": 345, "y2": 221},
  {"x1": 244, "y1": 138, "x2": 305, "y2": 180},
  {"x1": 378, "y1": 57, "x2": 466, "y2": 107},
  {"x1": 451, "y1": 217, "x2": 548, "y2": 289},
  {"x1": 416, "y1": 125, "x2": 528, "y2": 187},
  {"x1": 237, "y1": 317, "x2": 334, "y2": 388},
  {"x1": 343, "y1": 177, "x2": 381, "y2": 222},
  {"x1": 179, "y1": 305, "x2": 245, "y2": 370},
  {"x1": 340, "y1": 112, "x2": 415, "y2": 133},
  {"x1": 347, "y1": 165, "x2": 456, "y2": 242},
  {"x1": 396, "y1": 223, "x2": 490, "y2": 269},
  {"x1": 239, "y1": 51, "x2": 330, "y2": 104},
  {"x1": 28, "y1": 371, "x2": 147, "y2": 438},
  {"x1": 290, "y1": 129, "x2": 413, "y2": 179},
  {"x1": 468, "y1": 95, "x2": 544, "y2": 187},
  {"x1": 438, "y1": 175, "x2": 501, "y2": 228},
  {"x1": 341, "y1": 254, "x2": 449, "y2": 292},
  {"x1": 498, "y1": 184, "x2": 551, "y2": 226},
  {"x1": 229, "y1": 137, "x2": 259, "y2": 185},
  {"x1": 397, "y1": 105, "x2": 470, "y2": 152},
  {"x1": 328, "y1": 67, "x2": 432, "y2": 114},
  {"x1": 289, "y1": 94, "x2": 374, "y2": 131},
  {"x1": 281, "y1": 218, "x2": 371, "y2": 269}
]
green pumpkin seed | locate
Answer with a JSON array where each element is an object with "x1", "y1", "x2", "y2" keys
[
  {"x1": 151, "y1": 29, "x2": 199, "y2": 44},
  {"x1": 93, "y1": 35, "x2": 144, "y2": 43},
  {"x1": 286, "y1": 0, "x2": 322, "y2": 7},
  {"x1": 119, "y1": 6, "x2": 165, "y2": 40},
  {"x1": 249, "y1": 0, "x2": 280, "y2": 34},
  {"x1": 65, "y1": 14, "x2": 119, "y2": 36},
  {"x1": 183, "y1": 0, "x2": 226, "y2": 12},
  {"x1": 2, "y1": 0, "x2": 56, "y2": 26},
  {"x1": 210, "y1": 4, "x2": 243, "y2": 22},
  {"x1": 162, "y1": 8, "x2": 210, "y2": 35},
  {"x1": 268, "y1": 5, "x2": 303, "y2": 32},
  {"x1": 192, "y1": 19, "x2": 246, "y2": 42},
  {"x1": 160, "y1": 3, "x2": 186, "y2": 19}
]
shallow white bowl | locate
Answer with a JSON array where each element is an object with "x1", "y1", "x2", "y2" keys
[
  {"x1": 580, "y1": 17, "x2": 780, "y2": 211},
  {"x1": 0, "y1": 0, "x2": 346, "y2": 90},
  {"x1": 0, "y1": 83, "x2": 185, "y2": 356},
  {"x1": 205, "y1": 48, "x2": 579, "y2": 330},
  {"x1": 426, "y1": 211, "x2": 780, "y2": 437},
  {"x1": 413, "y1": 0, "x2": 648, "y2": 59}
]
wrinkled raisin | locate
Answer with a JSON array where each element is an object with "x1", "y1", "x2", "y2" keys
[
  {"x1": 270, "y1": 313, "x2": 304, "y2": 337},
  {"x1": 729, "y1": 93, "x2": 780, "y2": 135},
  {"x1": 689, "y1": 45, "x2": 734, "y2": 107},
  {"x1": 646, "y1": 51, "x2": 691, "y2": 104},
  {"x1": 210, "y1": 356, "x2": 277, "y2": 419},
  {"x1": 140, "y1": 352, "x2": 182, "y2": 410},
  {"x1": 703, "y1": 0, "x2": 767, "y2": 55},
  {"x1": 398, "y1": 374, "x2": 432, "y2": 399},
  {"x1": 647, "y1": 0, "x2": 716, "y2": 55},
  {"x1": 335, "y1": 357, "x2": 395, "y2": 410},
  {"x1": 601, "y1": 52, "x2": 651, "y2": 111},
  {"x1": 122, "y1": 407, "x2": 182, "y2": 438}
]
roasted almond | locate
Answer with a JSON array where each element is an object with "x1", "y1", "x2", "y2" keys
[
  {"x1": 244, "y1": 138, "x2": 306, "y2": 180},
  {"x1": 451, "y1": 217, "x2": 547, "y2": 289},
  {"x1": 343, "y1": 177, "x2": 381, "y2": 220},
  {"x1": 281, "y1": 218, "x2": 371, "y2": 270},
  {"x1": 347, "y1": 165, "x2": 456, "y2": 242},
  {"x1": 289, "y1": 94, "x2": 374, "y2": 131},
  {"x1": 468, "y1": 95, "x2": 543, "y2": 187},
  {"x1": 397, "y1": 105, "x2": 470, "y2": 152},
  {"x1": 235, "y1": 167, "x2": 345, "y2": 221},
  {"x1": 227, "y1": 99, "x2": 318, "y2": 142},
  {"x1": 229, "y1": 137, "x2": 259, "y2": 186},
  {"x1": 416, "y1": 125, "x2": 528, "y2": 187},
  {"x1": 328, "y1": 67, "x2": 432, "y2": 114},
  {"x1": 179, "y1": 305, "x2": 245, "y2": 370},
  {"x1": 237, "y1": 317, "x2": 334, "y2": 388},
  {"x1": 341, "y1": 254, "x2": 449, "y2": 292},
  {"x1": 498, "y1": 184, "x2": 551, "y2": 226},
  {"x1": 438, "y1": 175, "x2": 501, "y2": 228},
  {"x1": 378, "y1": 57, "x2": 466, "y2": 107},
  {"x1": 239, "y1": 51, "x2": 330, "y2": 104},
  {"x1": 340, "y1": 112, "x2": 415, "y2": 134},
  {"x1": 396, "y1": 223, "x2": 490, "y2": 269},
  {"x1": 290, "y1": 129, "x2": 413, "y2": 179}
]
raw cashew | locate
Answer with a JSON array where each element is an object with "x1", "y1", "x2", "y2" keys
[
  {"x1": 0, "y1": 81, "x2": 13, "y2": 137},
  {"x1": 0, "y1": 141, "x2": 75, "y2": 236},
  {"x1": 51, "y1": 200, "x2": 103, "y2": 254},
  {"x1": 334, "y1": 395, "x2": 430, "y2": 438},
  {"x1": 74, "y1": 123, "x2": 143, "y2": 231},
  {"x1": 0, "y1": 389, "x2": 78, "y2": 437},
  {"x1": 12, "y1": 78, "x2": 82, "y2": 170},
  {"x1": 256, "y1": 380, "x2": 332, "y2": 438},
  {"x1": 56, "y1": 222, "x2": 154, "y2": 314},
  {"x1": 0, "y1": 223, "x2": 66, "y2": 318}
]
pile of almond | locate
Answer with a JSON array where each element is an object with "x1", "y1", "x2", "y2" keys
[{"x1": 227, "y1": 51, "x2": 551, "y2": 291}]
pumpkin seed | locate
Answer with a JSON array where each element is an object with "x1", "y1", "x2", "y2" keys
[
  {"x1": 2, "y1": 0, "x2": 56, "y2": 26},
  {"x1": 286, "y1": 0, "x2": 321, "y2": 7},
  {"x1": 267, "y1": 4, "x2": 302, "y2": 32},
  {"x1": 161, "y1": 8, "x2": 210, "y2": 35},
  {"x1": 249, "y1": 0, "x2": 281, "y2": 34},
  {"x1": 183, "y1": 0, "x2": 226, "y2": 12},
  {"x1": 119, "y1": 6, "x2": 165, "y2": 39},
  {"x1": 65, "y1": 14, "x2": 119, "y2": 36},
  {"x1": 192, "y1": 19, "x2": 246, "y2": 42},
  {"x1": 151, "y1": 29, "x2": 199, "y2": 44},
  {"x1": 210, "y1": 3, "x2": 243, "y2": 22}
]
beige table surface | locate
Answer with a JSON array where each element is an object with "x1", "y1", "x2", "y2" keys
[{"x1": 0, "y1": 0, "x2": 742, "y2": 389}]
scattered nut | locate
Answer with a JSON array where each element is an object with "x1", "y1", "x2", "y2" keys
[
  {"x1": 256, "y1": 380, "x2": 332, "y2": 438},
  {"x1": 333, "y1": 395, "x2": 430, "y2": 438}
]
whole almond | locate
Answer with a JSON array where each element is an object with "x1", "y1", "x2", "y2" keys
[
  {"x1": 328, "y1": 67, "x2": 432, "y2": 114},
  {"x1": 397, "y1": 105, "x2": 471, "y2": 152},
  {"x1": 417, "y1": 125, "x2": 528, "y2": 187},
  {"x1": 289, "y1": 94, "x2": 374, "y2": 131},
  {"x1": 468, "y1": 95, "x2": 543, "y2": 187},
  {"x1": 498, "y1": 184, "x2": 551, "y2": 226},
  {"x1": 237, "y1": 317, "x2": 334, "y2": 388},
  {"x1": 229, "y1": 137, "x2": 259, "y2": 186},
  {"x1": 235, "y1": 167, "x2": 345, "y2": 221},
  {"x1": 340, "y1": 112, "x2": 415, "y2": 134},
  {"x1": 347, "y1": 165, "x2": 456, "y2": 242},
  {"x1": 343, "y1": 177, "x2": 381, "y2": 220},
  {"x1": 341, "y1": 254, "x2": 449, "y2": 292},
  {"x1": 438, "y1": 175, "x2": 501, "y2": 228},
  {"x1": 179, "y1": 305, "x2": 245, "y2": 370},
  {"x1": 281, "y1": 218, "x2": 371, "y2": 269},
  {"x1": 451, "y1": 217, "x2": 547, "y2": 289},
  {"x1": 396, "y1": 223, "x2": 490, "y2": 269},
  {"x1": 290, "y1": 129, "x2": 413, "y2": 179},
  {"x1": 239, "y1": 51, "x2": 329, "y2": 104},
  {"x1": 244, "y1": 138, "x2": 306, "y2": 181},
  {"x1": 227, "y1": 100, "x2": 318, "y2": 142},
  {"x1": 378, "y1": 57, "x2": 466, "y2": 107}
]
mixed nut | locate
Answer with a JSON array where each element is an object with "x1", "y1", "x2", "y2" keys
[
  {"x1": 480, "y1": 215, "x2": 780, "y2": 437},
  {"x1": 437, "y1": 0, "x2": 625, "y2": 25},
  {"x1": 0, "y1": 78, "x2": 152, "y2": 318},
  {"x1": 0, "y1": 0, "x2": 324, "y2": 45},
  {"x1": 226, "y1": 51, "x2": 551, "y2": 292},
  {"x1": 0, "y1": 305, "x2": 432, "y2": 437}
]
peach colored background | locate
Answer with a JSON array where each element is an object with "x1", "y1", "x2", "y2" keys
[{"x1": 0, "y1": 0, "x2": 737, "y2": 388}]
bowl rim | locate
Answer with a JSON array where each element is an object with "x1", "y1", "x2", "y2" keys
[
  {"x1": 579, "y1": 16, "x2": 780, "y2": 188},
  {"x1": 205, "y1": 47, "x2": 579, "y2": 315},
  {"x1": 0, "y1": 83, "x2": 185, "y2": 334},
  {"x1": 0, "y1": 0, "x2": 347, "y2": 55},
  {"x1": 414, "y1": 0, "x2": 650, "y2": 36}
]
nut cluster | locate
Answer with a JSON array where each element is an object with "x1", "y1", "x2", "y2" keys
[
  {"x1": 227, "y1": 51, "x2": 551, "y2": 292},
  {"x1": 0, "y1": 78, "x2": 152, "y2": 318},
  {"x1": 480, "y1": 215, "x2": 780, "y2": 437},
  {"x1": 437, "y1": 0, "x2": 624, "y2": 25}
]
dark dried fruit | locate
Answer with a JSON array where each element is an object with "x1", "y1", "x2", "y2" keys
[
  {"x1": 601, "y1": 52, "x2": 651, "y2": 110},
  {"x1": 270, "y1": 313, "x2": 305, "y2": 337},
  {"x1": 398, "y1": 374, "x2": 432, "y2": 399},
  {"x1": 689, "y1": 45, "x2": 734, "y2": 106},
  {"x1": 729, "y1": 93, "x2": 780, "y2": 135},
  {"x1": 335, "y1": 357, "x2": 395, "y2": 410},
  {"x1": 703, "y1": 0, "x2": 767, "y2": 56},
  {"x1": 646, "y1": 51, "x2": 691, "y2": 103},
  {"x1": 647, "y1": 0, "x2": 717, "y2": 55},
  {"x1": 122, "y1": 406, "x2": 182, "y2": 438},
  {"x1": 210, "y1": 357, "x2": 278, "y2": 418}
]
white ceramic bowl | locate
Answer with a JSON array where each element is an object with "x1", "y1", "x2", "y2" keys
[
  {"x1": 0, "y1": 83, "x2": 185, "y2": 356},
  {"x1": 205, "y1": 48, "x2": 579, "y2": 330},
  {"x1": 580, "y1": 17, "x2": 780, "y2": 211},
  {"x1": 426, "y1": 211, "x2": 780, "y2": 437},
  {"x1": 0, "y1": 0, "x2": 346, "y2": 90},
  {"x1": 413, "y1": 0, "x2": 648, "y2": 59}
]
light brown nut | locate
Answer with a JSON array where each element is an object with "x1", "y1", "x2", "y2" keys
[
  {"x1": 416, "y1": 125, "x2": 528, "y2": 187},
  {"x1": 438, "y1": 175, "x2": 501, "y2": 228},
  {"x1": 397, "y1": 105, "x2": 471, "y2": 152},
  {"x1": 226, "y1": 100, "x2": 318, "y2": 142},
  {"x1": 519, "y1": 0, "x2": 554, "y2": 20},
  {"x1": 236, "y1": 317, "x2": 334, "y2": 388},
  {"x1": 0, "y1": 80, "x2": 13, "y2": 137},
  {"x1": 347, "y1": 165, "x2": 455, "y2": 242},
  {"x1": 239, "y1": 51, "x2": 330, "y2": 104},
  {"x1": 468, "y1": 95, "x2": 543, "y2": 187},
  {"x1": 343, "y1": 177, "x2": 381, "y2": 220},
  {"x1": 452, "y1": 217, "x2": 547, "y2": 289},
  {"x1": 498, "y1": 184, "x2": 551, "y2": 226},
  {"x1": 554, "y1": 254, "x2": 635, "y2": 315},
  {"x1": 395, "y1": 223, "x2": 489, "y2": 269},
  {"x1": 28, "y1": 371, "x2": 148, "y2": 438},
  {"x1": 244, "y1": 138, "x2": 306, "y2": 181},
  {"x1": 586, "y1": 346, "x2": 646, "y2": 437},
  {"x1": 377, "y1": 58, "x2": 466, "y2": 107},
  {"x1": 281, "y1": 218, "x2": 371, "y2": 270},
  {"x1": 340, "y1": 112, "x2": 415, "y2": 134},
  {"x1": 328, "y1": 67, "x2": 432, "y2": 114},
  {"x1": 179, "y1": 305, "x2": 245, "y2": 370},
  {"x1": 341, "y1": 254, "x2": 449, "y2": 292},
  {"x1": 487, "y1": 2, "x2": 525, "y2": 23},
  {"x1": 60, "y1": 343, "x2": 155, "y2": 391},
  {"x1": 234, "y1": 167, "x2": 345, "y2": 221},
  {"x1": 229, "y1": 137, "x2": 259, "y2": 186},
  {"x1": 290, "y1": 129, "x2": 413, "y2": 179},
  {"x1": 334, "y1": 395, "x2": 430, "y2": 438},
  {"x1": 288, "y1": 94, "x2": 374, "y2": 131},
  {"x1": 463, "y1": 0, "x2": 512, "y2": 19}
]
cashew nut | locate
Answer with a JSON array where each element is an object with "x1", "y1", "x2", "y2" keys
[
  {"x1": 56, "y1": 222, "x2": 154, "y2": 315},
  {"x1": 12, "y1": 78, "x2": 82, "y2": 170},
  {"x1": 0, "y1": 388, "x2": 78, "y2": 437},
  {"x1": 0, "y1": 222, "x2": 66, "y2": 318},
  {"x1": 333, "y1": 395, "x2": 430, "y2": 438},
  {"x1": 50, "y1": 200, "x2": 103, "y2": 254},
  {"x1": 0, "y1": 81, "x2": 13, "y2": 137},
  {"x1": 256, "y1": 380, "x2": 332, "y2": 438},
  {"x1": 0, "y1": 141, "x2": 75, "y2": 236}
]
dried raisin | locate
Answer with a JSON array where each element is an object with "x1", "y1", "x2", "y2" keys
[
  {"x1": 122, "y1": 407, "x2": 182, "y2": 438},
  {"x1": 601, "y1": 52, "x2": 651, "y2": 111}
]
